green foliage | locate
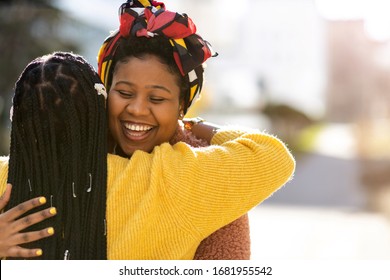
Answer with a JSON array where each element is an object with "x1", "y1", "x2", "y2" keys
[{"x1": 294, "y1": 123, "x2": 325, "y2": 153}]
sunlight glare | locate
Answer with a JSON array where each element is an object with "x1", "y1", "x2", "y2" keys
[{"x1": 315, "y1": 0, "x2": 390, "y2": 42}]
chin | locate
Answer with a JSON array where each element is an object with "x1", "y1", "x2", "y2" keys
[{"x1": 124, "y1": 145, "x2": 153, "y2": 157}]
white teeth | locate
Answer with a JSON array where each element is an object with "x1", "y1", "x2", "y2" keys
[{"x1": 124, "y1": 123, "x2": 152, "y2": 131}]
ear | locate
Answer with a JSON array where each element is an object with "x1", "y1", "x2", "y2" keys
[
  {"x1": 179, "y1": 110, "x2": 184, "y2": 120},
  {"x1": 178, "y1": 102, "x2": 185, "y2": 120}
]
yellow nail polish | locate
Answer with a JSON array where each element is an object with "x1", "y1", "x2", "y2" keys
[
  {"x1": 47, "y1": 227, "x2": 54, "y2": 235},
  {"x1": 36, "y1": 249, "x2": 43, "y2": 256},
  {"x1": 49, "y1": 207, "x2": 57, "y2": 215},
  {"x1": 39, "y1": 197, "x2": 46, "y2": 204}
]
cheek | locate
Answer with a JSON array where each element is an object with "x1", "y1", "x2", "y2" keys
[
  {"x1": 156, "y1": 108, "x2": 179, "y2": 137},
  {"x1": 107, "y1": 95, "x2": 121, "y2": 119},
  {"x1": 107, "y1": 96, "x2": 122, "y2": 135}
]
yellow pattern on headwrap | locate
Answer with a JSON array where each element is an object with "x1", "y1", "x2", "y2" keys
[
  {"x1": 100, "y1": 61, "x2": 108, "y2": 86},
  {"x1": 97, "y1": 42, "x2": 107, "y2": 65},
  {"x1": 171, "y1": 38, "x2": 187, "y2": 50},
  {"x1": 139, "y1": 0, "x2": 153, "y2": 7},
  {"x1": 190, "y1": 85, "x2": 197, "y2": 101}
]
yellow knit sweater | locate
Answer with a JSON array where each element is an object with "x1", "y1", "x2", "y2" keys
[{"x1": 0, "y1": 129, "x2": 295, "y2": 259}]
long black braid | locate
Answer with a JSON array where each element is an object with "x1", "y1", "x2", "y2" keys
[{"x1": 5, "y1": 52, "x2": 108, "y2": 259}]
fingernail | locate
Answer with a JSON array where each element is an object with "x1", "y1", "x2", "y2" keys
[
  {"x1": 39, "y1": 197, "x2": 46, "y2": 204},
  {"x1": 36, "y1": 249, "x2": 43, "y2": 256},
  {"x1": 49, "y1": 207, "x2": 57, "y2": 215},
  {"x1": 47, "y1": 227, "x2": 54, "y2": 235}
]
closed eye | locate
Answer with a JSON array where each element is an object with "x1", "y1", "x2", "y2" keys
[
  {"x1": 118, "y1": 91, "x2": 134, "y2": 98},
  {"x1": 149, "y1": 97, "x2": 165, "y2": 103}
]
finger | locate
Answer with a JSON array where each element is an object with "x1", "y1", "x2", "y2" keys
[
  {"x1": 2, "y1": 195, "x2": 47, "y2": 221},
  {"x1": 10, "y1": 227, "x2": 55, "y2": 246},
  {"x1": 0, "y1": 184, "x2": 12, "y2": 210},
  {"x1": 13, "y1": 207, "x2": 57, "y2": 233},
  {"x1": 7, "y1": 245, "x2": 44, "y2": 259}
]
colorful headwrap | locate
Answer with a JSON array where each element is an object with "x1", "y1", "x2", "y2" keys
[{"x1": 97, "y1": 0, "x2": 217, "y2": 112}]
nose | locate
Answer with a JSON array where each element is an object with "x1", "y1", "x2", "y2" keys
[{"x1": 125, "y1": 96, "x2": 149, "y2": 116}]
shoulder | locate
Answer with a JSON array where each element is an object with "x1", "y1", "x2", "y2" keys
[
  {"x1": 0, "y1": 156, "x2": 9, "y2": 172},
  {"x1": 0, "y1": 156, "x2": 8, "y2": 195}
]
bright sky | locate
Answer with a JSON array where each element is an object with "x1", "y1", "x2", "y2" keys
[
  {"x1": 55, "y1": 0, "x2": 123, "y2": 30},
  {"x1": 55, "y1": 0, "x2": 183, "y2": 31}
]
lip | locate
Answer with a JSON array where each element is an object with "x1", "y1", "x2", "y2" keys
[{"x1": 120, "y1": 121, "x2": 154, "y2": 142}]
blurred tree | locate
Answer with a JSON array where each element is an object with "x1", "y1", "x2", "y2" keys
[
  {"x1": 262, "y1": 103, "x2": 316, "y2": 153},
  {"x1": 0, "y1": 0, "x2": 81, "y2": 154}
]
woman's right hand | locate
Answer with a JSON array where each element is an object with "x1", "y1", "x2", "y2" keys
[
  {"x1": 0, "y1": 184, "x2": 56, "y2": 258},
  {"x1": 182, "y1": 118, "x2": 221, "y2": 144}
]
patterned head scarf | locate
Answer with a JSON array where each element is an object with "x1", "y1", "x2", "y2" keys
[{"x1": 97, "y1": 0, "x2": 217, "y2": 112}]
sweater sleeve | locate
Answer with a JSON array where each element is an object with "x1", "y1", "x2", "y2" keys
[
  {"x1": 0, "y1": 157, "x2": 9, "y2": 196},
  {"x1": 109, "y1": 128, "x2": 295, "y2": 238},
  {"x1": 165, "y1": 129, "x2": 295, "y2": 235}
]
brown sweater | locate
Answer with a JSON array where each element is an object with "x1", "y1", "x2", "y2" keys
[{"x1": 170, "y1": 126, "x2": 251, "y2": 260}]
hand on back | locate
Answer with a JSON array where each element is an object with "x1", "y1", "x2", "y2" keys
[{"x1": 0, "y1": 184, "x2": 56, "y2": 258}]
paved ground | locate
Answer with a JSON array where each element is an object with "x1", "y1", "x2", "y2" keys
[{"x1": 248, "y1": 204, "x2": 390, "y2": 260}]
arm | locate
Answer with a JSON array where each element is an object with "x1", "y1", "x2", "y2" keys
[
  {"x1": 107, "y1": 128, "x2": 294, "y2": 259},
  {"x1": 173, "y1": 123, "x2": 252, "y2": 260},
  {"x1": 110, "y1": 127, "x2": 295, "y2": 237},
  {"x1": 0, "y1": 184, "x2": 56, "y2": 258},
  {"x1": 167, "y1": 128, "x2": 294, "y2": 234}
]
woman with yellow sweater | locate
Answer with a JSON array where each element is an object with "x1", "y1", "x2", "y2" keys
[
  {"x1": 97, "y1": 0, "x2": 251, "y2": 260},
  {"x1": 0, "y1": 51, "x2": 294, "y2": 259}
]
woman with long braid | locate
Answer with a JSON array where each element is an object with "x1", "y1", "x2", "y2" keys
[{"x1": 1, "y1": 52, "x2": 108, "y2": 259}]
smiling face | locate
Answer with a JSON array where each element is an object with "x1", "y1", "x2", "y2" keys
[{"x1": 108, "y1": 54, "x2": 183, "y2": 157}]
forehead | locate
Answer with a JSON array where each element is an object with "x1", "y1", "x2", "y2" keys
[
  {"x1": 115, "y1": 54, "x2": 172, "y2": 74},
  {"x1": 113, "y1": 55, "x2": 181, "y2": 91}
]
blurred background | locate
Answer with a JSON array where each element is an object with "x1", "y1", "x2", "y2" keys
[{"x1": 1, "y1": 0, "x2": 390, "y2": 259}]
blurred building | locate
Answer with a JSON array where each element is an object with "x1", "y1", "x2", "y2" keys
[
  {"x1": 325, "y1": 20, "x2": 390, "y2": 123},
  {"x1": 305, "y1": 9, "x2": 390, "y2": 218}
]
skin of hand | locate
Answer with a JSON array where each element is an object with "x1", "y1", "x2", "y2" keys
[
  {"x1": 0, "y1": 184, "x2": 57, "y2": 258},
  {"x1": 185, "y1": 120, "x2": 221, "y2": 144}
]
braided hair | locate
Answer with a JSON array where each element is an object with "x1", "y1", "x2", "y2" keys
[{"x1": 5, "y1": 52, "x2": 108, "y2": 259}]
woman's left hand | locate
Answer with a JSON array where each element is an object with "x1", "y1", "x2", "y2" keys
[{"x1": 0, "y1": 184, "x2": 56, "y2": 258}]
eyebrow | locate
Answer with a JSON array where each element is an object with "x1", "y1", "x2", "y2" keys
[
  {"x1": 115, "y1": 81, "x2": 172, "y2": 94},
  {"x1": 146, "y1": 85, "x2": 172, "y2": 94}
]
